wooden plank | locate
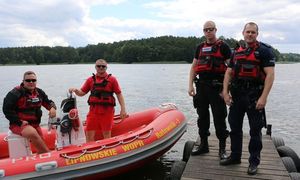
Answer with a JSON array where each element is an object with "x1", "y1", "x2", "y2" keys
[{"x1": 182, "y1": 135, "x2": 291, "y2": 180}]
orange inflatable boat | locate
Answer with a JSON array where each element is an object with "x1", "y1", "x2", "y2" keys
[{"x1": 0, "y1": 102, "x2": 186, "y2": 179}]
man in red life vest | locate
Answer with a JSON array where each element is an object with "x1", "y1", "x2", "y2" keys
[
  {"x1": 188, "y1": 21, "x2": 231, "y2": 160},
  {"x1": 69, "y1": 59, "x2": 127, "y2": 142},
  {"x1": 221, "y1": 22, "x2": 275, "y2": 175},
  {"x1": 3, "y1": 71, "x2": 57, "y2": 154}
]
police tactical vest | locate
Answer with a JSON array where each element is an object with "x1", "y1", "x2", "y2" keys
[
  {"x1": 194, "y1": 40, "x2": 227, "y2": 75},
  {"x1": 231, "y1": 42, "x2": 265, "y2": 84}
]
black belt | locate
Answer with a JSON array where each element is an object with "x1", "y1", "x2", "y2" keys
[{"x1": 231, "y1": 80, "x2": 263, "y2": 91}]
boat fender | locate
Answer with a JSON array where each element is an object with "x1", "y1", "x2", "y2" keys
[
  {"x1": 170, "y1": 160, "x2": 186, "y2": 180},
  {"x1": 272, "y1": 136, "x2": 285, "y2": 148},
  {"x1": 282, "y1": 157, "x2": 297, "y2": 173},
  {"x1": 182, "y1": 141, "x2": 195, "y2": 162},
  {"x1": 277, "y1": 146, "x2": 300, "y2": 172},
  {"x1": 289, "y1": 172, "x2": 300, "y2": 179}
]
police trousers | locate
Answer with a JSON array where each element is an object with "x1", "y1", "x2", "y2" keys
[
  {"x1": 193, "y1": 81, "x2": 228, "y2": 140},
  {"x1": 228, "y1": 89, "x2": 264, "y2": 166}
]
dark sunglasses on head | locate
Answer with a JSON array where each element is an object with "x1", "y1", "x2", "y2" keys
[
  {"x1": 96, "y1": 65, "x2": 107, "y2": 68},
  {"x1": 203, "y1": 28, "x2": 215, "y2": 32},
  {"x1": 24, "y1": 79, "x2": 37, "y2": 83}
]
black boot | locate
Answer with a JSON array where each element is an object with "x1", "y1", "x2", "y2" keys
[
  {"x1": 191, "y1": 137, "x2": 209, "y2": 156},
  {"x1": 219, "y1": 139, "x2": 227, "y2": 160},
  {"x1": 247, "y1": 164, "x2": 258, "y2": 175},
  {"x1": 220, "y1": 155, "x2": 241, "y2": 165}
]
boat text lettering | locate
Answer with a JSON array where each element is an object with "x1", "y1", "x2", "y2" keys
[
  {"x1": 65, "y1": 148, "x2": 117, "y2": 165},
  {"x1": 155, "y1": 121, "x2": 177, "y2": 139},
  {"x1": 12, "y1": 152, "x2": 52, "y2": 163},
  {"x1": 122, "y1": 140, "x2": 145, "y2": 152}
]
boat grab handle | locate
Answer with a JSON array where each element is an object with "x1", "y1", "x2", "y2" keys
[
  {"x1": 61, "y1": 149, "x2": 87, "y2": 159},
  {"x1": 85, "y1": 145, "x2": 105, "y2": 154},
  {"x1": 121, "y1": 128, "x2": 153, "y2": 144},
  {"x1": 35, "y1": 161, "x2": 58, "y2": 171},
  {"x1": 137, "y1": 128, "x2": 153, "y2": 139},
  {"x1": 121, "y1": 136, "x2": 138, "y2": 144}
]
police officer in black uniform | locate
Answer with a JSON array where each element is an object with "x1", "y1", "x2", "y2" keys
[
  {"x1": 188, "y1": 21, "x2": 231, "y2": 160},
  {"x1": 220, "y1": 22, "x2": 275, "y2": 175}
]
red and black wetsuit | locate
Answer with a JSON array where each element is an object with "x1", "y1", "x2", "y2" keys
[{"x1": 3, "y1": 85, "x2": 56, "y2": 127}]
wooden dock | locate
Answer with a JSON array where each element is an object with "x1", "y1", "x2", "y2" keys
[{"x1": 181, "y1": 135, "x2": 291, "y2": 180}]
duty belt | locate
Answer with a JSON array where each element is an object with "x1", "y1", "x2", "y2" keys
[
  {"x1": 195, "y1": 79, "x2": 223, "y2": 91},
  {"x1": 231, "y1": 80, "x2": 263, "y2": 91}
]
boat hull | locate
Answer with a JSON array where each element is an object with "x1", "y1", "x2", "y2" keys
[{"x1": 0, "y1": 105, "x2": 186, "y2": 179}]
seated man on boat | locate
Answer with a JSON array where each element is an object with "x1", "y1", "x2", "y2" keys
[
  {"x1": 69, "y1": 59, "x2": 127, "y2": 141},
  {"x1": 2, "y1": 71, "x2": 57, "y2": 154}
]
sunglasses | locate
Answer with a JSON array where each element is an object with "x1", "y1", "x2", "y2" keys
[
  {"x1": 96, "y1": 65, "x2": 107, "y2": 68},
  {"x1": 24, "y1": 79, "x2": 37, "y2": 83},
  {"x1": 203, "y1": 28, "x2": 215, "y2": 32}
]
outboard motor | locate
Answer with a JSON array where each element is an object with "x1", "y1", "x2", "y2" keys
[{"x1": 49, "y1": 92, "x2": 86, "y2": 149}]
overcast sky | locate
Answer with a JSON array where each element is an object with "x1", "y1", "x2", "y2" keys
[{"x1": 0, "y1": 0, "x2": 299, "y2": 53}]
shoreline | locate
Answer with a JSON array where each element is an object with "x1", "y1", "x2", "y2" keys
[
  {"x1": 0, "y1": 61, "x2": 190, "y2": 66},
  {"x1": 1, "y1": 61, "x2": 298, "y2": 66}
]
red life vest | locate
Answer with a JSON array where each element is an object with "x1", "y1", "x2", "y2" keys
[
  {"x1": 87, "y1": 74, "x2": 116, "y2": 106},
  {"x1": 231, "y1": 43, "x2": 265, "y2": 83},
  {"x1": 194, "y1": 40, "x2": 227, "y2": 75},
  {"x1": 15, "y1": 86, "x2": 43, "y2": 123}
]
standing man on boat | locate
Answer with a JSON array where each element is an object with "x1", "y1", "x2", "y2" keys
[
  {"x1": 3, "y1": 71, "x2": 56, "y2": 154},
  {"x1": 188, "y1": 21, "x2": 231, "y2": 160},
  {"x1": 220, "y1": 22, "x2": 275, "y2": 175},
  {"x1": 69, "y1": 59, "x2": 127, "y2": 141}
]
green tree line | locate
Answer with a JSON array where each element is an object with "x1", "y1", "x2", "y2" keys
[{"x1": 0, "y1": 35, "x2": 298, "y2": 65}]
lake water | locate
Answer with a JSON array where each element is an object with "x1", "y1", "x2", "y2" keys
[{"x1": 0, "y1": 63, "x2": 300, "y2": 179}]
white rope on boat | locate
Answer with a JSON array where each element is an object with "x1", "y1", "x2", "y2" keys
[
  {"x1": 60, "y1": 128, "x2": 153, "y2": 159},
  {"x1": 60, "y1": 149, "x2": 87, "y2": 159}
]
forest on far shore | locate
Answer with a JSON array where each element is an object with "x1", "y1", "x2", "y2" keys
[{"x1": 0, "y1": 35, "x2": 299, "y2": 65}]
